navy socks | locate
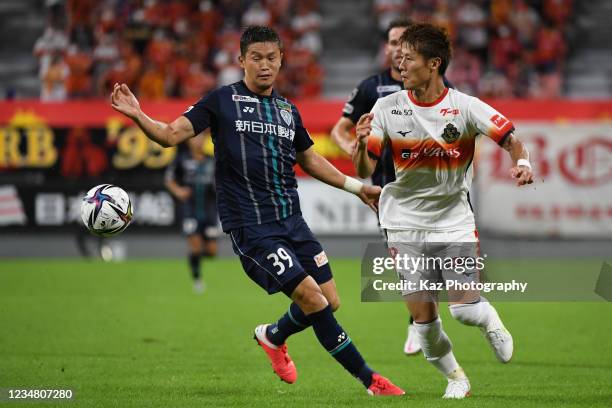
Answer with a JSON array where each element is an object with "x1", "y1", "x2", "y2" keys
[
  {"x1": 189, "y1": 253, "x2": 201, "y2": 280},
  {"x1": 266, "y1": 302, "x2": 310, "y2": 346},
  {"x1": 308, "y1": 305, "x2": 374, "y2": 387}
]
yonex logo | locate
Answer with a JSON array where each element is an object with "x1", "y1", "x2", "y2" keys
[{"x1": 243, "y1": 106, "x2": 254, "y2": 113}]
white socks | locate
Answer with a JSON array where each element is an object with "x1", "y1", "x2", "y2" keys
[
  {"x1": 413, "y1": 317, "x2": 459, "y2": 376},
  {"x1": 449, "y1": 297, "x2": 501, "y2": 330}
]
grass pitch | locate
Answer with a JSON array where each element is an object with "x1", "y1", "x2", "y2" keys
[{"x1": 1, "y1": 258, "x2": 611, "y2": 407}]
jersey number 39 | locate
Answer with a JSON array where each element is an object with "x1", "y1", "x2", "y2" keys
[{"x1": 267, "y1": 248, "x2": 294, "y2": 275}]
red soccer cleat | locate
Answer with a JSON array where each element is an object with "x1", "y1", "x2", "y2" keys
[
  {"x1": 253, "y1": 324, "x2": 297, "y2": 384},
  {"x1": 367, "y1": 373, "x2": 406, "y2": 396}
]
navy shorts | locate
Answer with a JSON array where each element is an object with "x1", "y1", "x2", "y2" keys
[
  {"x1": 181, "y1": 202, "x2": 219, "y2": 239},
  {"x1": 182, "y1": 217, "x2": 220, "y2": 239},
  {"x1": 229, "y1": 214, "x2": 333, "y2": 296}
]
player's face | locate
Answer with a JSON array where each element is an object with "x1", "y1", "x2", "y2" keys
[
  {"x1": 385, "y1": 27, "x2": 407, "y2": 73},
  {"x1": 239, "y1": 42, "x2": 282, "y2": 94},
  {"x1": 399, "y1": 43, "x2": 440, "y2": 90}
]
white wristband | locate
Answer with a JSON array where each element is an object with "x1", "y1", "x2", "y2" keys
[
  {"x1": 343, "y1": 176, "x2": 363, "y2": 194},
  {"x1": 517, "y1": 159, "x2": 531, "y2": 169}
]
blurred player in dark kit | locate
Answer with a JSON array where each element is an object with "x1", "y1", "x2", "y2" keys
[{"x1": 165, "y1": 135, "x2": 218, "y2": 293}]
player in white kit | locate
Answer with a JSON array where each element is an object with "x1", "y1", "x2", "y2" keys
[{"x1": 353, "y1": 23, "x2": 534, "y2": 399}]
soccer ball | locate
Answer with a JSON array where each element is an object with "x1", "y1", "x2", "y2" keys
[{"x1": 81, "y1": 184, "x2": 133, "y2": 237}]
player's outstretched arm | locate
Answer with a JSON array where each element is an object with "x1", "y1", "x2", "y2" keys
[
  {"x1": 501, "y1": 133, "x2": 534, "y2": 186},
  {"x1": 110, "y1": 83, "x2": 196, "y2": 147},
  {"x1": 352, "y1": 113, "x2": 377, "y2": 178},
  {"x1": 330, "y1": 117, "x2": 357, "y2": 156},
  {"x1": 296, "y1": 147, "x2": 381, "y2": 212}
]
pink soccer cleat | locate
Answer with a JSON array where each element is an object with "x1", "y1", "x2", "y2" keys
[
  {"x1": 254, "y1": 324, "x2": 297, "y2": 384},
  {"x1": 367, "y1": 373, "x2": 406, "y2": 396}
]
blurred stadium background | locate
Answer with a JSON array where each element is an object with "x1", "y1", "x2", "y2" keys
[
  {"x1": 1, "y1": 2, "x2": 611, "y2": 407},
  {"x1": 0, "y1": 0, "x2": 610, "y2": 258}
]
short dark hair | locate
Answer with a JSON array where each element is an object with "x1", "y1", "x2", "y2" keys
[
  {"x1": 240, "y1": 26, "x2": 283, "y2": 56},
  {"x1": 385, "y1": 17, "x2": 412, "y2": 41},
  {"x1": 399, "y1": 23, "x2": 452, "y2": 75}
]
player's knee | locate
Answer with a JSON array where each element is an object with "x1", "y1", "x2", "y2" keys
[
  {"x1": 292, "y1": 281, "x2": 328, "y2": 314},
  {"x1": 407, "y1": 303, "x2": 437, "y2": 323},
  {"x1": 302, "y1": 290, "x2": 327, "y2": 313}
]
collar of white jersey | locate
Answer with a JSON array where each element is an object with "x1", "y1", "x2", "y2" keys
[{"x1": 406, "y1": 87, "x2": 449, "y2": 107}]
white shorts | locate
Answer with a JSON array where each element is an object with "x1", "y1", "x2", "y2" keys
[{"x1": 385, "y1": 229, "x2": 481, "y2": 297}]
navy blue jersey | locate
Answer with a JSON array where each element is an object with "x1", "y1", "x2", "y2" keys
[
  {"x1": 165, "y1": 149, "x2": 217, "y2": 222},
  {"x1": 343, "y1": 69, "x2": 452, "y2": 187},
  {"x1": 183, "y1": 80, "x2": 313, "y2": 232}
]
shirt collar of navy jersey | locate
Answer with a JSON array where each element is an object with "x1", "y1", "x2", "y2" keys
[{"x1": 239, "y1": 80, "x2": 279, "y2": 100}]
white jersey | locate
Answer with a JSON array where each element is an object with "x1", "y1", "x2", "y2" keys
[{"x1": 368, "y1": 87, "x2": 514, "y2": 231}]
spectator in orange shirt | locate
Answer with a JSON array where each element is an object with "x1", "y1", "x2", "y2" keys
[
  {"x1": 490, "y1": 0, "x2": 513, "y2": 26},
  {"x1": 138, "y1": 64, "x2": 166, "y2": 100},
  {"x1": 65, "y1": 45, "x2": 93, "y2": 98},
  {"x1": 119, "y1": 41, "x2": 143, "y2": 88},
  {"x1": 146, "y1": 29, "x2": 175, "y2": 68}
]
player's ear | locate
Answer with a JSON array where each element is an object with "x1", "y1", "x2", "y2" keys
[
  {"x1": 238, "y1": 54, "x2": 245, "y2": 69},
  {"x1": 429, "y1": 57, "x2": 441, "y2": 73}
]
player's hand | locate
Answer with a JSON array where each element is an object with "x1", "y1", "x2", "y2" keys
[
  {"x1": 111, "y1": 83, "x2": 141, "y2": 119},
  {"x1": 175, "y1": 187, "x2": 192, "y2": 201},
  {"x1": 510, "y1": 165, "x2": 534, "y2": 186},
  {"x1": 357, "y1": 184, "x2": 381, "y2": 213},
  {"x1": 355, "y1": 113, "x2": 374, "y2": 148}
]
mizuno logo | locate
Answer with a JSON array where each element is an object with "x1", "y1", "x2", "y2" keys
[{"x1": 397, "y1": 130, "x2": 412, "y2": 137}]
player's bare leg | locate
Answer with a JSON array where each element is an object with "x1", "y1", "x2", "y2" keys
[
  {"x1": 406, "y1": 292, "x2": 471, "y2": 399},
  {"x1": 203, "y1": 238, "x2": 217, "y2": 257},
  {"x1": 319, "y1": 279, "x2": 340, "y2": 311},
  {"x1": 448, "y1": 289, "x2": 513, "y2": 363}
]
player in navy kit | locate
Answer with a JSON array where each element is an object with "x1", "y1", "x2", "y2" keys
[
  {"x1": 165, "y1": 136, "x2": 218, "y2": 293},
  {"x1": 111, "y1": 26, "x2": 404, "y2": 396}
]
